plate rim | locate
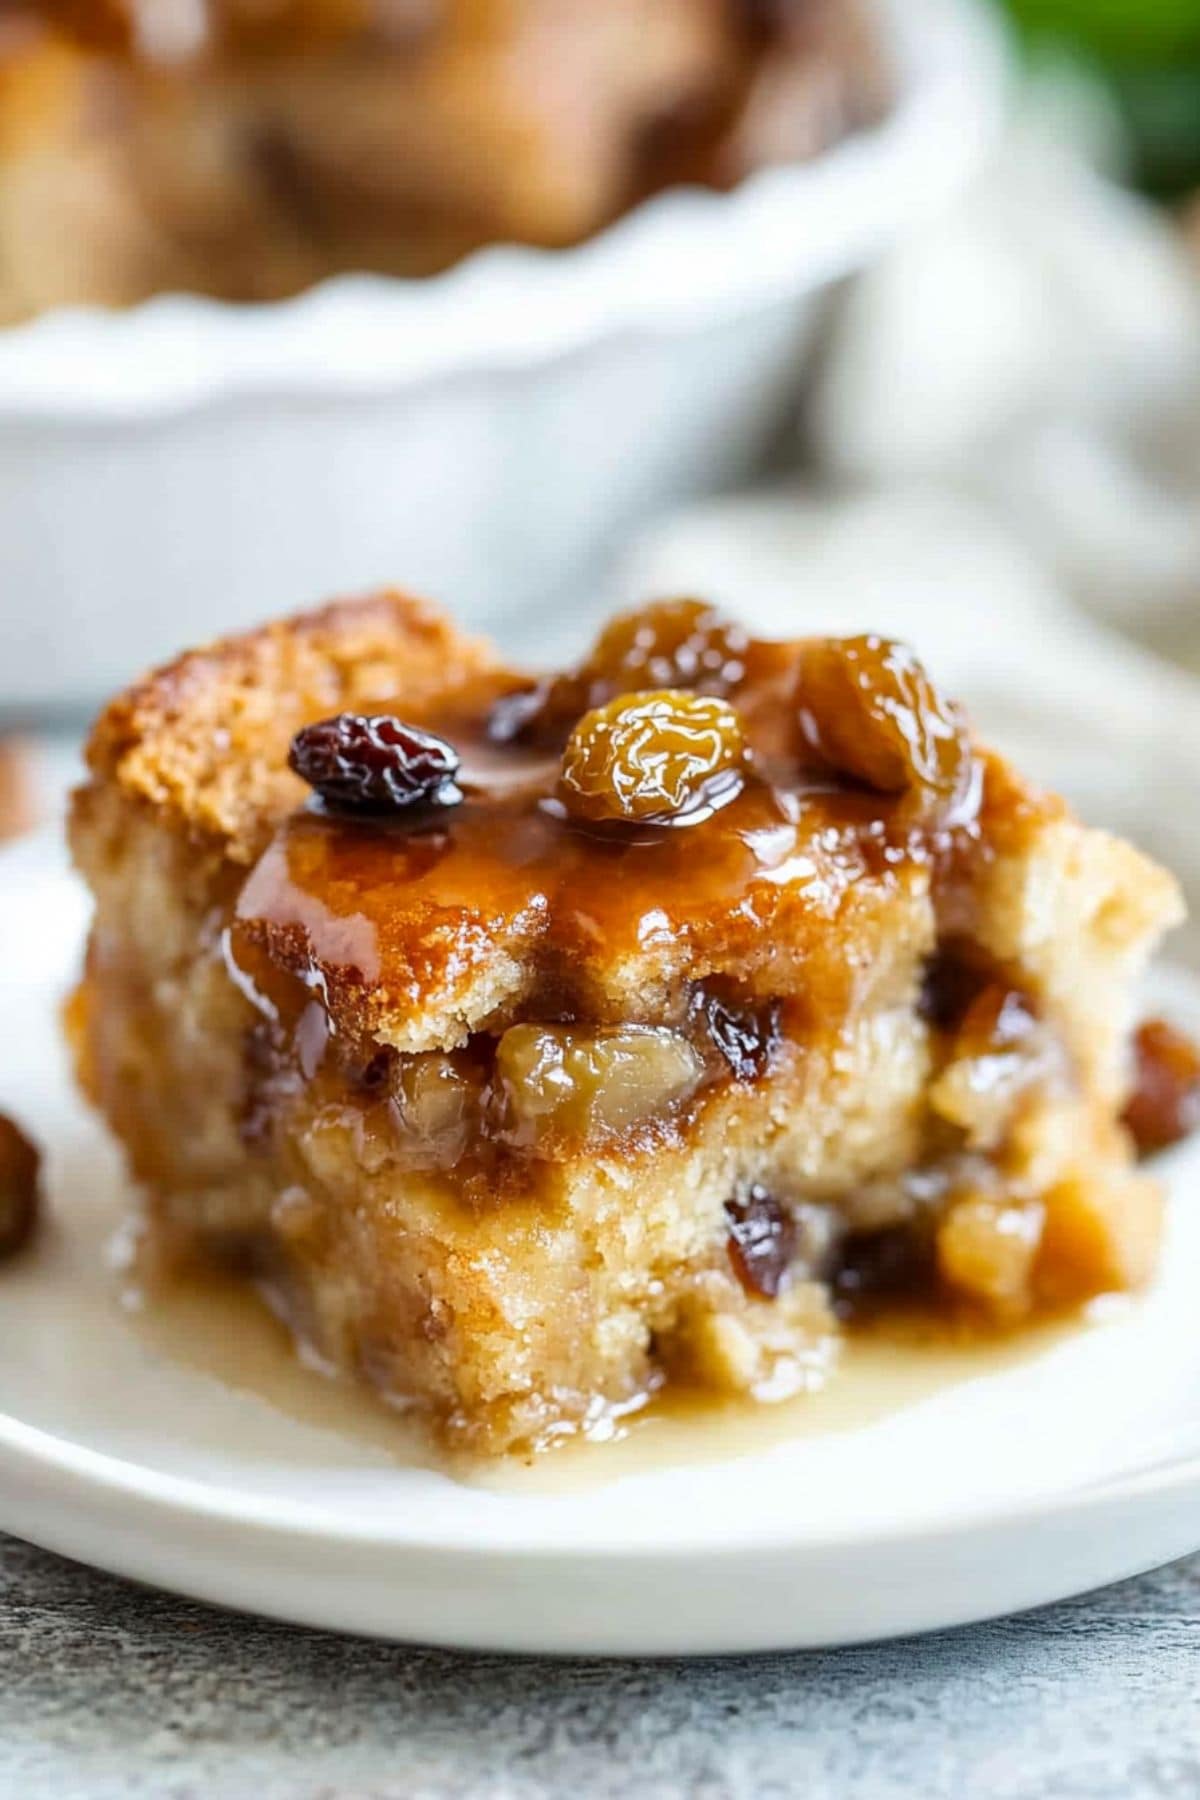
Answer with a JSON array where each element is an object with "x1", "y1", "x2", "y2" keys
[{"x1": 3, "y1": 1371, "x2": 1200, "y2": 1563}]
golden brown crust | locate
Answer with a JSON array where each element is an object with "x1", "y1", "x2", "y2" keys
[
  {"x1": 74, "y1": 594, "x2": 1185, "y2": 1070},
  {"x1": 78, "y1": 590, "x2": 501, "y2": 864}
]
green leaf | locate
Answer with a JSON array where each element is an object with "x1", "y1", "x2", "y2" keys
[{"x1": 1005, "y1": 0, "x2": 1200, "y2": 62}]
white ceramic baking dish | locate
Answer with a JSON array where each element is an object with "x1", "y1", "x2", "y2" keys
[{"x1": 0, "y1": 0, "x2": 1005, "y2": 715}]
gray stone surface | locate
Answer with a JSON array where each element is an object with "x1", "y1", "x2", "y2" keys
[{"x1": 2, "y1": 1535, "x2": 1199, "y2": 1799}]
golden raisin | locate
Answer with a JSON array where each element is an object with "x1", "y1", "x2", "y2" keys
[
  {"x1": 488, "y1": 599, "x2": 748, "y2": 747},
  {"x1": 1123, "y1": 1018, "x2": 1200, "y2": 1156},
  {"x1": 797, "y1": 635, "x2": 971, "y2": 816},
  {"x1": 584, "y1": 598, "x2": 749, "y2": 699},
  {"x1": 558, "y1": 690, "x2": 746, "y2": 827},
  {"x1": 390, "y1": 1052, "x2": 483, "y2": 1169},
  {"x1": 493, "y1": 1024, "x2": 703, "y2": 1149}
]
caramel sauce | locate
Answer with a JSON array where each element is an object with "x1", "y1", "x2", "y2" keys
[
  {"x1": 126, "y1": 1255, "x2": 1093, "y2": 1494},
  {"x1": 489, "y1": 1307, "x2": 1095, "y2": 1493},
  {"x1": 237, "y1": 782, "x2": 873, "y2": 984},
  {"x1": 231, "y1": 698, "x2": 988, "y2": 1035},
  {"x1": 0, "y1": 1139, "x2": 1121, "y2": 1493}
]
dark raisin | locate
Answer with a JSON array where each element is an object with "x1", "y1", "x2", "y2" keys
[
  {"x1": 917, "y1": 950, "x2": 990, "y2": 1031},
  {"x1": 354, "y1": 1048, "x2": 396, "y2": 1095},
  {"x1": 831, "y1": 1225, "x2": 934, "y2": 1315},
  {"x1": 1123, "y1": 1018, "x2": 1200, "y2": 1157},
  {"x1": 725, "y1": 1185, "x2": 795, "y2": 1298},
  {"x1": 0, "y1": 1112, "x2": 40, "y2": 1259},
  {"x1": 487, "y1": 681, "x2": 566, "y2": 749},
  {"x1": 735, "y1": 0, "x2": 798, "y2": 38},
  {"x1": 245, "y1": 123, "x2": 322, "y2": 234},
  {"x1": 698, "y1": 988, "x2": 782, "y2": 1081},
  {"x1": 289, "y1": 714, "x2": 462, "y2": 814}
]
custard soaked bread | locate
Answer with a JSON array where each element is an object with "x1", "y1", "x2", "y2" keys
[
  {"x1": 69, "y1": 594, "x2": 1184, "y2": 1453},
  {"x1": 0, "y1": 0, "x2": 885, "y2": 318}
]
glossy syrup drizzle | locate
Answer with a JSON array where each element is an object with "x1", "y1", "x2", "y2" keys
[{"x1": 230, "y1": 696, "x2": 982, "y2": 1025}]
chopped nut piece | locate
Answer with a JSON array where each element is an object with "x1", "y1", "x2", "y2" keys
[
  {"x1": 493, "y1": 1024, "x2": 703, "y2": 1150},
  {"x1": 1122, "y1": 1018, "x2": 1200, "y2": 1156},
  {"x1": 0, "y1": 1112, "x2": 40, "y2": 1259},
  {"x1": 797, "y1": 635, "x2": 971, "y2": 817},
  {"x1": 558, "y1": 689, "x2": 746, "y2": 827}
]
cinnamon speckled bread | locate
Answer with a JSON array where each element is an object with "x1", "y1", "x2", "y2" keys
[{"x1": 68, "y1": 592, "x2": 1185, "y2": 1454}]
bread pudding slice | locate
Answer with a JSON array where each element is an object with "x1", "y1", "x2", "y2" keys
[{"x1": 68, "y1": 593, "x2": 1185, "y2": 1455}]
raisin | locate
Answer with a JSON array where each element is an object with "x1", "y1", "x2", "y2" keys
[
  {"x1": 585, "y1": 598, "x2": 749, "y2": 699},
  {"x1": 697, "y1": 987, "x2": 782, "y2": 1081},
  {"x1": 0, "y1": 1112, "x2": 40, "y2": 1259},
  {"x1": 487, "y1": 681, "x2": 569, "y2": 749},
  {"x1": 736, "y1": 0, "x2": 803, "y2": 30},
  {"x1": 725, "y1": 1186, "x2": 795, "y2": 1298},
  {"x1": 488, "y1": 599, "x2": 748, "y2": 748},
  {"x1": 797, "y1": 636, "x2": 971, "y2": 819},
  {"x1": 494, "y1": 1024, "x2": 702, "y2": 1150},
  {"x1": 831, "y1": 1224, "x2": 935, "y2": 1314},
  {"x1": 391, "y1": 1052, "x2": 483, "y2": 1169},
  {"x1": 289, "y1": 714, "x2": 462, "y2": 814},
  {"x1": 558, "y1": 689, "x2": 746, "y2": 827},
  {"x1": 1123, "y1": 1018, "x2": 1200, "y2": 1156},
  {"x1": 354, "y1": 1048, "x2": 395, "y2": 1095},
  {"x1": 917, "y1": 949, "x2": 990, "y2": 1031}
]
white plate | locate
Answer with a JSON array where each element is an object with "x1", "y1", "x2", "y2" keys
[{"x1": 3, "y1": 828, "x2": 1200, "y2": 1656}]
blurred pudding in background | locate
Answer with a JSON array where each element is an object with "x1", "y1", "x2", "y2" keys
[
  {"x1": 0, "y1": 0, "x2": 886, "y2": 318},
  {"x1": 0, "y1": 0, "x2": 999, "y2": 715}
]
